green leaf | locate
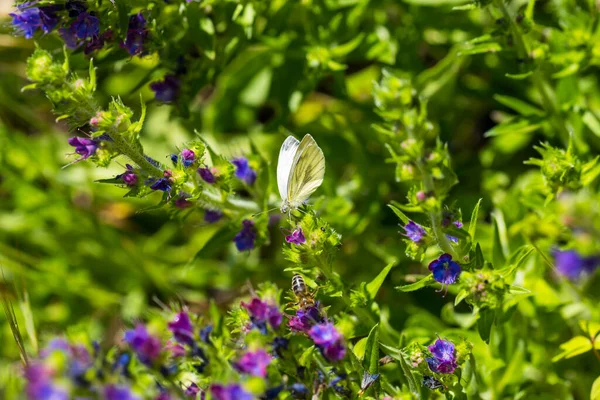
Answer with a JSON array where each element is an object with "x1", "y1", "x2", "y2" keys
[
  {"x1": 363, "y1": 324, "x2": 380, "y2": 376},
  {"x1": 458, "y1": 42, "x2": 502, "y2": 56},
  {"x1": 491, "y1": 210, "x2": 509, "y2": 268},
  {"x1": 475, "y1": 243, "x2": 484, "y2": 268},
  {"x1": 583, "y1": 112, "x2": 600, "y2": 138},
  {"x1": 552, "y1": 336, "x2": 592, "y2": 362},
  {"x1": 388, "y1": 204, "x2": 410, "y2": 225},
  {"x1": 477, "y1": 308, "x2": 495, "y2": 343},
  {"x1": 402, "y1": 0, "x2": 469, "y2": 5},
  {"x1": 592, "y1": 376, "x2": 600, "y2": 400},
  {"x1": 484, "y1": 119, "x2": 543, "y2": 138},
  {"x1": 330, "y1": 34, "x2": 365, "y2": 57},
  {"x1": 499, "y1": 245, "x2": 534, "y2": 277},
  {"x1": 505, "y1": 71, "x2": 533, "y2": 80},
  {"x1": 113, "y1": 0, "x2": 130, "y2": 36},
  {"x1": 396, "y1": 275, "x2": 434, "y2": 292},
  {"x1": 552, "y1": 64, "x2": 579, "y2": 79},
  {"x1": 493, "y1": 94, "x2": 544, "y2": 116},
  {"x1": 88, "y1": 58, "x2": 96, "y2": 91},
  {"x1": 455, "y1": 289, "x2": 469, "y2": 306},
  {"x1": 380, "y1": 343, "x2": 420, "y2": 398},
  {"x1": 299, "y1": 345, "x2": 315, "y2": 366},
  {"x1": 468, "y1": 198, "x2": 482, "y2": 243},
  {"x1": 353, "y1": 337, "x2": 368, "y2": 360},
  {"x1": 366, "y1": 262, "x2": 395, "y2": 300},
  {"x1": 579, "y1": 321, "x2": 600, "y2": 341}
]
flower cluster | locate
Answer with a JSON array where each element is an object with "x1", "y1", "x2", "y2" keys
[{"x1": 20, "y1": 283, "x2": 356, "y2": 399}]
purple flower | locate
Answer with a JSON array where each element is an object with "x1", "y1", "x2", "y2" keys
[
  {"x1": 404, "y1": 221, "x2": 425, "y2": 242},
  {"x1": 204, "y1": 210, "x2": 223, "y2": 223},
  {"x1": 24, "y1": 362, "x2": 68, "y2": 400},
  {"x1": 241, "y1": 297, "x2": 282, "y2": 333},
  {"x1": 175, "y1": 197, "x2": 192, "y2": 209},
  {"x1": 124, "y1": 324, "x2": 161, "y2": 364},
  {"x1": 553, "y1": 249, "x2": 600, "y2": 280},
  {"x1": 285, "y1": 228, "x2": 306, "y2": 245},
  {"x1": 185, "y1": 383, "x2": 200, "y2": 398},
  {"x1": 288, "y1": 305, "x2": 323, "y2": 333},
  {"x1": 232, "y1": 157, "x2": 257, "y2": 185},
  {"x1": 68, "y1": 137, "x2": 98, "y2": 161},
  {"x1": 84, "y1": 29, "x2": 113, "y2": 54},
  {"x1": 10, "y1": 3, "x2": 63, "y2": 38},
  {"x1": 199, "y1": 325, "x2": 213, "y2": 343},
  {"x1": 198, "y1": 167, "x2": 216, "y2": 184},
  {"x1": 168, "y1": 312, "x2": 194, "y2": 344},
  {"x1": 446, "y1": 234, "x2": 458, "y2": 244},
  {"x1": 60, "y1": 27, "x2": 79, "y2": 48},
  {"x1": 309, "y1": 323, "x2": 345, "y2": 362},
  {"x1": 104, "y1": 385, "x2": 140, "y2": 400},
  {"x1": 309, "y1": 322, "x2": 341, "y2": 347},
  {"x1": 71, "y1": 12, "x2": 99, "y2": 39},
  {"x1": 150, "y1": 177, "x2": 172, "y2": 192},
  {"x1": 156, "y1": 392, "x2": 173, "y2": 400},
  {"x1": 181, "y1": 149, "x2": 195, "y2": 167},
  {"x1": 165, "y1": 340, "x2": 186, "y2": 357},
  {"x1": 426, "y1": 339, "x2": 457, "y2": 374},
  {"x1": 150, "y1": 75, "x2": 180, "y2": 103},
  {"x1": 234, "y1": 220, "x2": 256, "y2": 251},
  {"x1": 121, "y1": 171, "x2": 138, "y2": 186},
  {"x1": 428, "y1": 254, "x2": 461, "y2": 285},
  {"x1": 122, "y1": 13, "x2": 148, "y2": 56},
  {"x1": 210, "y1": 384, "x2": 253, "y2": 400},
  {"x1": 454, "y1": 220, "x2": 463, "y2": 228},
  {"x1": 234, "y1": 349, "x2": 272, "y2": 377}
]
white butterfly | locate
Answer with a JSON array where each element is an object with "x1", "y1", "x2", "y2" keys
[{"x1": 277, "y1": 134, "x2": 326, "y2": 214}]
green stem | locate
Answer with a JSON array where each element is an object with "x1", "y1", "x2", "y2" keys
[
  {"x1": 406, "y1": 126, "x2": 458, "y2": 259},
  {"x1": 495, "y1": 0, "x2": 570, "y2": 144},
  {"x1": 108, "y1": 132, "x2": 163, "y2": 177}
]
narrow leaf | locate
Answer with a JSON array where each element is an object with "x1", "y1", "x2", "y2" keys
[
  {"x1": 363, "y1": 324, "x2": 380, "y2": 376},
  {"x1": 477, "y1": 308, "x2": 495, "y2": 343},
  {"x1": 396, "y1": 275, "x2": 434, "y2": 292},
  {"x1": 468, "y1": 198, "x2": 482, "y2": 243},
  {"x1": 388, "y1": 204, "x2": 410, "y2": 225},
  {"x1": 493, "y1": 94, "x2": 544, "y2": 116},
  {"x1": 366, "y1": 262, "x2": 395, "y2": 300}
]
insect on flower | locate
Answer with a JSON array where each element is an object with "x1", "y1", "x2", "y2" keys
[{"x1": 292, "y1": 274, "x2": 315, "y2": 310}]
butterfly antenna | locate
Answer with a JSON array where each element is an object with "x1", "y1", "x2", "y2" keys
[{"x1": 252, "y1": 207, "x2": 278, "y2": 218}]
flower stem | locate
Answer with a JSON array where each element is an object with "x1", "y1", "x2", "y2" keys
[
  {"x1": 494, "y1": 0, "x2": 570, "y2": 144},
  {"x1": 108, "y1": 131, "x2": 163, "y2": 177}
]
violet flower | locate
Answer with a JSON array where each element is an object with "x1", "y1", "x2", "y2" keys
[
  {"x1": 204, "y1": 210, "x2": 223, "y2": 223},
  {"x1": 234, "y1": 220, "x2": 256, "y2": 251},
  {"x1": 285, "y1": 228, "x2": 306, "y2": 245},
  {"x1": 234, "y1": 349, "x2": 272, "y2": 377},
  {"x1": 426, "y1": 339, "x2": 457, "y2": 374},
  {"x1": 232, "y1": 157, "x2": 257, "y2": 185},
  {"x1": 68, "y1": 137, "x2": 98, "y2": 161},
  {"x1": 124, "y1": 324, "x2": 161, "y2": 364},
  {"x1": 122, "y1": 13, "x2": 148, "y2": 56},
  {"x1": 198, "y1": 167, "x2": 216, "y2": 184},
  {"x1": 210, "y1": 384, "x2": 253, "y2": 400},
  {"x1": 428, "y1": 254, "x2": 461, "y2": 285},
  {"x1": 241, "y1": 297, "x2": 282, "y2": 333},
  {"x1": 308, "y1": 322, "x2": 346, "y2": 362},
  {"x1": 150, "y1": 75, "x2": 181, "y2": 103},
  {"x1": 168, "y1": 311, "x2": 194, "y2": 344},
  {"x1": 404, "y1": 221, "x2": 425, "y2": 242}
]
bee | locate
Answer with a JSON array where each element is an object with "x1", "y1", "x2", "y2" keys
[{"x1": 292, "y1": 274, "x2": 315, "y2": 309}]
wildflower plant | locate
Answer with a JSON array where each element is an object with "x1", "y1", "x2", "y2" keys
[{"x1": 3, "y1": 0, "x2": 600, "y2": 399}]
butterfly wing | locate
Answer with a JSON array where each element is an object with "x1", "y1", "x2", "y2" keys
[
  {"x1": 287, "y1": 134, "x2": 325, "y2": 207},
  {"x1": 277, "y1": 136, "x2": 301, "y2": 200}
]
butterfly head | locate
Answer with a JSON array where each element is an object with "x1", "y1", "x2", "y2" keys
[{"x1": 280, "y1": 201, "x2": 290, "y2": 214}]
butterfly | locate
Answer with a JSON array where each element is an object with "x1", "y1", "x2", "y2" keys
[{"x1": 277, "y1": 134, "x2": 325, "y2": 214}]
